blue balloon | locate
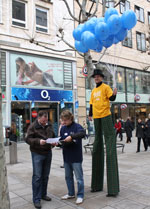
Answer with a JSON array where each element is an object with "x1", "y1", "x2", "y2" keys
[
  {"x1": 104, "y1": 8, "x2": 119, "y2": 22},
  {"x1": 102, "y1": 35, "x2": 114, "y2": 48},
  {"x1": 84, "y1": 19, "x2": 96, "y2": 33},
  {"x1": 73, "y1": 24, "x2": 85, "y2": 41},
  {"x1": 97, "y1": 17, "x2": 105, "y2": 23},
  {"x1": 94, "y1": 41, "x2": 103, "y2": 52},
  {"x1": 121, "y1": 10, "x2": 137, "y2": 30},
  {"x1": 75, "y1": 41, "x2": 88, "y2": 53},
  {"x1": 116, "y1": 27, "x2": 127, "y2": 41},
  {"x1": 113, "y1": 36, "x2": 120, "y2": 44},
  {"x1": 95, "y1": 22, "x2": 109, "y2": 41},
  {"x1": 81, "y1": 31, "x2": 98, "y2": 50},
  {"x1": 107, "y1": 14, "x2": 122, "y2": 35}
]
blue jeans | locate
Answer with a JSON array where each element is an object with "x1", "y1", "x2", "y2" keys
[
  {"x1": 64, "y1": 162, "x2": 84, "y2": 198},
  {"x1": 31, "y1": 151, "x2": 52, "y2": 203}
]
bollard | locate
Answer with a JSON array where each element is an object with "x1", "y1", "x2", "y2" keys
[{"x1": 9, "y1": 141, "x2": 18, "y2": 164}]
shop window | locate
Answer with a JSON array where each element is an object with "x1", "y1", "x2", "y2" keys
[
  {"x1": 126, "y1": 69, "x2": 134, "y2": 93},
  {"x1": 148, "y1": 12, "x2": 150, "y2": 25},
  {"x1": 135, "y1": 5, "x2": 144, "y2": 23},
  {"x1": 122, "y1": 30, "x2": 132, "y2": 48},
  {"x1": 36, "y1": 7, "x2": 48, "y2": 33},
  {"x1": 136, "y1": 32, "x2": 146, "y2": 52},
  {"x1": 12, "y1": 0, "x2": 26, "y2": 27},
  {"x1": 120, "y1": 0, "x2": 130, "y2": 14},
  {"x1": 140, "y1": 72, "x2": 150, "y2": 94},
  {"x1": 116, "y1": 67, "x2": 125, "y2": 92},
  {"x1": 135, "y1": 71, "x2": 150, "y2": 94}
]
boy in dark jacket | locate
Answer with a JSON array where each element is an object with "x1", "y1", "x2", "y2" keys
[{"x1": 59, "y1": 110, "x2": 85, "y2": 205}]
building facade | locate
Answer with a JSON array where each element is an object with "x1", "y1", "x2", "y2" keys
[
  {"x1": 74, "y1": 0, "x2": 150, "y2": 134},
  {"x1": 1, "y1": 0, "x2": 78, "y2": 141}
]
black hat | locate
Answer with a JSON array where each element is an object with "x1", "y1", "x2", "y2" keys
[{"x1": 91, "y1": 69, "x2": 104, "y2": 78}]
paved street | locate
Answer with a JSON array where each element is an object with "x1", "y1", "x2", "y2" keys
[{"x1": 5, "y1": 133, "x2": 150, "y2": 209}]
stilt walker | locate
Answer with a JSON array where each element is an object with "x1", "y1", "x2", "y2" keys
[{"x1": 89, "y1": 69, "x2": 119, "y2": 197}]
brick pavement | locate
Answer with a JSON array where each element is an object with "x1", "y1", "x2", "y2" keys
[{"x1": 5, "y1": 133, "x2": 150, "y2": 209}]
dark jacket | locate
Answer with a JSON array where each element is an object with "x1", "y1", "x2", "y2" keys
[
  {"x1": 125, "y1": 119, "x2": 134, "y2": 138},
  {"x1": 25, "y1": 120, "x2": 55, "y2": 155},
  {"x1": 145, "y1": 119, "x2": 150, "y2": 138},
  {"x1": 136, "y1": 122, "x2": 145, "y2": 138},
  {"x1": 60, "y1": 122, "x2": 85, "y2": 163}
]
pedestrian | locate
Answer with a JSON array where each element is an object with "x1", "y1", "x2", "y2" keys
[
  {"x1": 58, "y1": 118, "x2": 65, "y2": 168},
  {"x1": 124, "y1": 117, "x2": 134, "y2": 143},
  {"x1": 115, "y1": 119, "x2": 123, "y2": 141},
  {"x1": 9, "y1": 122, "x2": 17, "y2": 142},
  {"x1": 59, "y1": 110, "x2": 86, "y2": 204},
  {"x1": 145, "y1": 114, "x2": 150, "y2": 147},
  {"x1": 25, "y1": 110, "x2": 55, "y2": 209},
  {"x1": 89, "y1": 69, "x2": 119, "y2": 197},
  {"x1": 136, "y1": 118, "x2": 147, "y2": 152}
]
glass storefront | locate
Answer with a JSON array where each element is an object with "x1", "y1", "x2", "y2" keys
[{"x1": 11, "y1": 101, "x2": 73, "y2": 141}]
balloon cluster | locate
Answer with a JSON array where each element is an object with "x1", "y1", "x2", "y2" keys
[{"x1": 73, "y1": 8, "x2": 137, "y2": 53}]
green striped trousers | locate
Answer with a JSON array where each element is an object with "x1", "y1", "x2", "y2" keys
[{"x1": 91, "y1": 115, "x2": 120, "y2": 195}]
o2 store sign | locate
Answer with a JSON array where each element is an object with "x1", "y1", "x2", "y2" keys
[
  {"x1": 41, "y1": 90, "x2": 50, "y2": 100},
  {"x1": 11, "y1": 87, "x2": 73, "y2": 102}
]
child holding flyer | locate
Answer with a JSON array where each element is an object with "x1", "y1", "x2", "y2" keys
[{"x1": 59, "y1": 110, "x2": 85, "y2": 205}]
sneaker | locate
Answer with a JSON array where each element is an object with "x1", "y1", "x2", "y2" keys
[
  {"x1": 61, "y1": 194, "x2": 75, "y2": 200},
  {"x1": 76, "y1": 197, "x2": 83, "y2": 204}
]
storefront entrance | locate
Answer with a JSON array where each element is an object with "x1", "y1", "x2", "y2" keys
[{"x1": 11, "y1": 101, "x2": 59, "y2": 141}]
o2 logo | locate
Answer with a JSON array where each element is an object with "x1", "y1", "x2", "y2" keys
[{"x1": 41, "y1": 90, "x2": 50, "y2": 101}]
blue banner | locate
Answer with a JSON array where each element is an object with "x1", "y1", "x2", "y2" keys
[{"x1": 11, "y1": 87, "x2": 73, "y2": 102}]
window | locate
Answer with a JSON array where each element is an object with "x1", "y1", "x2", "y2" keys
[
  {"x1": 135, "y1": 71, "x2": 150, "y2": 94},
  {"x1": 102, "y1": 0, "x2": 114, "y2": 8},
  {"x1": 148, "y1": 12, "x2": 150, "y2": 24},
  {"x1": 136, "y1": 32, "x2": 146, "y2": 51},
  {"x1": 12, "y1": 0, "x2": 26, "y2": 27},
  {"x1": 0, "y1": 52, "x2": 6, "y2": 100},
  {"x1": 135, "y1": 5, "x2": 144, "y2": 23},
  {"x1": 36, "y1": 7, "x2": 48, "y2": 33},
  {"x1": 120, "y1": 1, "x2": 130, "y2": 14},
  {"x1": 122, "y1": 30, "x2": 132, "y2": 48},
  {"x1": 126, "y1": 69, "x2": 134, "y2": 93},
  {"x1": 116, "y1": 67, "x2": 125, "y2": 92}
]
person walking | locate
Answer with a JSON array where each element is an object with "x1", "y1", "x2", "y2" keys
[
  {"x1": 89, "y1": 69, "x2": 119, "y2": 197},
  {"x1": 124, "y1": 117, "x2": 134, "y2": 143},
  {"x1": 59, "y1": 110, "x2": 86, "y2": 204},
  {"x1": 145, "y1": 114, "x2": 150, "y2": 147},
  {"x1": 25, "y1": 110, "x2": 55, "y2": 209},
  {"x1": 9, "y1": 122, "x2": 17, "y2": 142},
  {"x1": 115, "y1": 119, "x2": 123, "y2": 141},
  {"x1": 136, "y1": 118, "x2": 147, "y2": 152}
]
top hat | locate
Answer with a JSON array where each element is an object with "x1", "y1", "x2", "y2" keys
[{"x1": 91, "y1": 69, "x2": 104, "y2": 78}]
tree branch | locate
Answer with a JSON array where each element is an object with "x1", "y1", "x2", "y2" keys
[
  {"x1": 30, "y1": 39, "x2": 75, "y2": 52},
  {"x1": 76, "y1": 0, "x2": 82, "y2": 10},
  {"x1": 60, "y1": 0, "x2": 80, "y2": 22},
  {"x1": 90, "y1": 0, "x2": 100, "y2": 18},
  {"x1": 56, "y1": 32, "x2": 84, "y2": 57},
  {"x1": 115, "y1": 0, "x2": 125, "y2": 8},
  {"x1": 95, "y1": 48, "x2": 107, "y2": 64}
]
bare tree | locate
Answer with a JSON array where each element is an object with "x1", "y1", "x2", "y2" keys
[
  {"x1": 30, "y1": 0, "x2": 124, "y2": 88},
  {"x1": 0, "y1": 54, "x2": 10, "y2": 208}
]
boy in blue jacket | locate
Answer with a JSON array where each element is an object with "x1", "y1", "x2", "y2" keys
[{"x1": 59, "y1": 110, "x2": 85, "y2": 205}]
